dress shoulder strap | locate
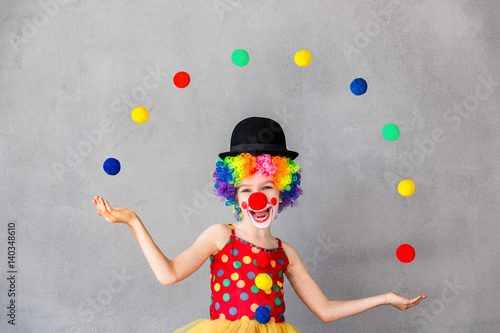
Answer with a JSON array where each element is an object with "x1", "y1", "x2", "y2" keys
[
  {"x1": 276, "y1": 237, "x2": 282, "y2": 248},
  {"x1": 228, "y1": 224, "x2": 235, "y2": 236}
]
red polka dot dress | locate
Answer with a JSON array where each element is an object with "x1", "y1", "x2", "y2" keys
[{"x1": 174, "y1": 224, "x2": 301, "y2": 333}]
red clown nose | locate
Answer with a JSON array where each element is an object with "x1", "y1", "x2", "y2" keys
[{"x1": 248, "y1": 192, "x2": 268, "y2": 211}]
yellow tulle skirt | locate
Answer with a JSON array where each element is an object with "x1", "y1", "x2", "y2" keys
[{"x1": 173, "y1": 319, "x2": 301, "y2": 333}]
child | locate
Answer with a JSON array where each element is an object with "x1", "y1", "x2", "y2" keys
[{"x1": 93, "y1": 117, "x2": 426, "y2": 332}]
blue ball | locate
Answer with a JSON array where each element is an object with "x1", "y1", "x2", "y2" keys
[
  {"x1": 350, "y1": 78, "x2": 368, "y2": 96},
  {"x1": 103, "y1": 158, "x2": 121, "y2": 176},
  {"x1": 255, "y1": 305, "x2": 271, "y2": 324}
]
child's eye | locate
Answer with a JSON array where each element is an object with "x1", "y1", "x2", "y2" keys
[
  {"x1": 241, "y1": 189, "x2": 250, "y2": 193},
  {"x1": 263, "y1": 186, "x2": 274, "y2": 190}
]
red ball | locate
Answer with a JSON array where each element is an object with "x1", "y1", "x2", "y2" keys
[
  {"x1": 256, "y1": 251, "x2": 271, "y2": 268},
  {"x1": 248, "y1": 192, "x2": 267, "y2": 211},
  {"x1": 173, "y1": 71, "x2": 190, "y2": 88},
  {"x1": 396, "y1": 244, "x2": 415, "y2": 263}
]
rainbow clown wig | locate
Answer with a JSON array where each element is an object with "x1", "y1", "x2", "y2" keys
[{"x1": 213, "y1": 153, "x2": 303, "y2": 220}]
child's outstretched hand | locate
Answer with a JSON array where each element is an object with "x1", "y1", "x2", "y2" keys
[
  {"x1": 93, "y1": 196, "x2": 138, "y2": 226},
  {"x1": 386, "y1": 292, "x2": 427, "y2": 311}
]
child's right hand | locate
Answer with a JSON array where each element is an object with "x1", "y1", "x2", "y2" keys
[
  {"x1": 385, "y1": 292, "x2": 427, "y2": 311},
  {"x1": 93, "y1": 196, "x2": 138, "y2": 226}
]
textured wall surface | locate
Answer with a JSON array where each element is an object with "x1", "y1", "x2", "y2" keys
[{"x1": 1, "y1": 0, "x2": 500, "y2": 332}]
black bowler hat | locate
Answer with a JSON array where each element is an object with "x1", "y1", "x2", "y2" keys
[{"x1": 219, "y1": 117, "x2": 299, "y2": 160}]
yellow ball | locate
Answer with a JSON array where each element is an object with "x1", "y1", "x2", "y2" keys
[
  {"x1": 131, "y1": 107, "x2": 149, "y2": 124},
  {"x1": 398, "y1": 179, "x2": 415, "y2": 197},
  {"x1": 255, "y1": 273, "x2": 273, "y2": 291},
  {"x1": 294, "y1": 50, "x2": 312, "y2": 67}
]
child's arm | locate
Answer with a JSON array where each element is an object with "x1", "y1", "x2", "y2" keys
[
  {"x1": 282, "y1": 241, "x2": 426, "y2": 323},
  {"x1": 93, "y1": 196, "x2": 228, "y2": 286}
]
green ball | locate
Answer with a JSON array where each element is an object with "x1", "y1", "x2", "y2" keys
[
  {"x1": 382, "y1": 124, "x2": 400, "y2": 141},
  {"x1": 231, "y1": 49, "x2": 249, "y2": 67}
]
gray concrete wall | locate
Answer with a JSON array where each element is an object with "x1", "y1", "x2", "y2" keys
[{"x1": 1, "y1": 0, "x2": 499, "y2": 332}]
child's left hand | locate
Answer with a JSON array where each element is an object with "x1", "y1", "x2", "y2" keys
[
  {"x1": 93, "y1": 196, "x2": 139, "y2": 226},
  {"x1": 385, "y1": 292, "x2": 427, "y2": 311}
]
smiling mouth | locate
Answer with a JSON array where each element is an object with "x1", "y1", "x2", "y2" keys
[{"x1": 250, "y1": 206, "x2": 271, "y2": 222}]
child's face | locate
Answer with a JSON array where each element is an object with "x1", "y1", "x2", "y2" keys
[{"x1": 236, "y1": 174, "x2": 281, "y2": 229}]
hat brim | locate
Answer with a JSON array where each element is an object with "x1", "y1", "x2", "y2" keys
[{"x1": 218, "y1": 149, "x2": 298, "y2": 160}]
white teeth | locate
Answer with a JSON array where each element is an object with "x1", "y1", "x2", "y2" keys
[{"x1": 251, "y1": 207, "x2": 270, "y2": 213}]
